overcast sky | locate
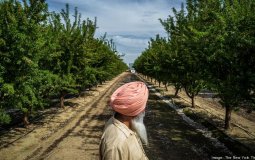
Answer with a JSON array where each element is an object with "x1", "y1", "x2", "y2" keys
[{"x1": 46, "y1": 0, "x2": 185, "y2": 64}]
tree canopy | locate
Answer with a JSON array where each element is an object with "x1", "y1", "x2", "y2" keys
[
  {"x1": 0, "y1": 0, "x2": 127, "y2": 125},
  {"x1": 134, "y1": 0, "x2": 255, "y2": 129}
]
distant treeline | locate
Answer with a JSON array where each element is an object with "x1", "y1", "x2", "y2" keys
[
  {"x1": 0, "y1": 0, "x2": 128, "y2": 125},
  {"x1": 134, "y1": 0, "x2": 255, "y2": 129}
]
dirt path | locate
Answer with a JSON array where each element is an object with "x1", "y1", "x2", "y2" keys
[{"x1": 0, "y1": 72, "x2": 129, "y2": 160}]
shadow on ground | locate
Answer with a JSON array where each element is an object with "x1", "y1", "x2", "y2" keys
[{"x1": 144, "y1": 93, "x2": 233, "y2": 160}]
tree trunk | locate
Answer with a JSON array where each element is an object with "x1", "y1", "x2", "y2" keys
[
  {"x1": 150, "y1": 78, "x2": 152, "y2": 82},
  {"x1": 224, "y1": 105, "x2": 232, "y2": 130},
  {"x1": 174, "y1": 87, "x2": 180, "y2": 97},
  {"x1": 165, "y1": 83, "x2": 168, "y2": 91},
  {"x1": 191, "y1": 96, "x2": 195, "y2": 108},
  {"x1": 23, "y1": 112, "x2": 30, "y2": 127},
  {"x1": 60, "y1": 95, "x2": 65, "y2": 109},
  {"x1": 184, "y1": 87, "x2": 195, "y2": 108},
  {"x1": 159, "y1": 81, "x2": 161, "y2": 87}
]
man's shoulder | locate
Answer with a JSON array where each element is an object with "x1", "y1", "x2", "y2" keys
[
  {"x1": 102, "y1": 117, "x2": 134, "y2": 145},
  {"x1": 101, "y1": 124, "x2": 129, "y2": 152},
  {"x1": 103, "y1": 121, "x2": 128, "y2": 140},
  {"x1": 105, "y1": 117, "x2": 134, "y2": 135}
]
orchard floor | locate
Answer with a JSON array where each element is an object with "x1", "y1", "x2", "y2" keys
[
  {"x1": 139, "y1": 74, "x2": 255, "y2": 157},
  {"x1": 0, "y1": 73, "x2": 254, "y2": 160}
]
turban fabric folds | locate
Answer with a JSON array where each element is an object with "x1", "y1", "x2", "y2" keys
[{"x1": 110, "y1": 81, "x2": 149, "y2": 116}]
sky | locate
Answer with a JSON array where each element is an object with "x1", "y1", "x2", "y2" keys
[{"x1": 46, "y1": 0, "x2": 185, "y2": 64}]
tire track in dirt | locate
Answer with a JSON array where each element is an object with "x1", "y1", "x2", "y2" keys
[{"x1": 25, "y1": 73, "x2": 129, "y2": 160}]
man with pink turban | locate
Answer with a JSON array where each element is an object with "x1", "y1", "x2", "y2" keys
[{"x1": 99, "y1": 81, "x2": 149, "y2": 160}]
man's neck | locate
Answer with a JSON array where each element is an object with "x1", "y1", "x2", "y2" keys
[{"x1": 115, "y1": 113, "x2": 132, "y2": 129}]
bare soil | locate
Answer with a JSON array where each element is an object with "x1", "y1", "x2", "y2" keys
[
  {"x1": 0, "y1": 72, "x2": 128, "y2": 160},
  {"x1": 0, "y1": 73, "x2": 254, "y2": 160}
]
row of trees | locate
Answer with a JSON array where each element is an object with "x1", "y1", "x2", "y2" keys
[
  {"x1": 134, "y1": 0, "x2": 255, "y2": 129},
  {"x1": 0, "y1": 0, "x2": 127, "y2": 125}
]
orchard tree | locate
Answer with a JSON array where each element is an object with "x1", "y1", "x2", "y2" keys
[
  {"x1": 0, "y1": 0, "x2": 50, "y2": 125},
  {"x1": 160, "y1": 4, "x2": 206, "y2": 107},
  {"x1": 205, "y1": 0, "x2": 255, "y2": 129}
]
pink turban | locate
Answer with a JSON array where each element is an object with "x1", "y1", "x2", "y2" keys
[{"x1": 110, "y1": 81, "x2": 149, "y2": 116}]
